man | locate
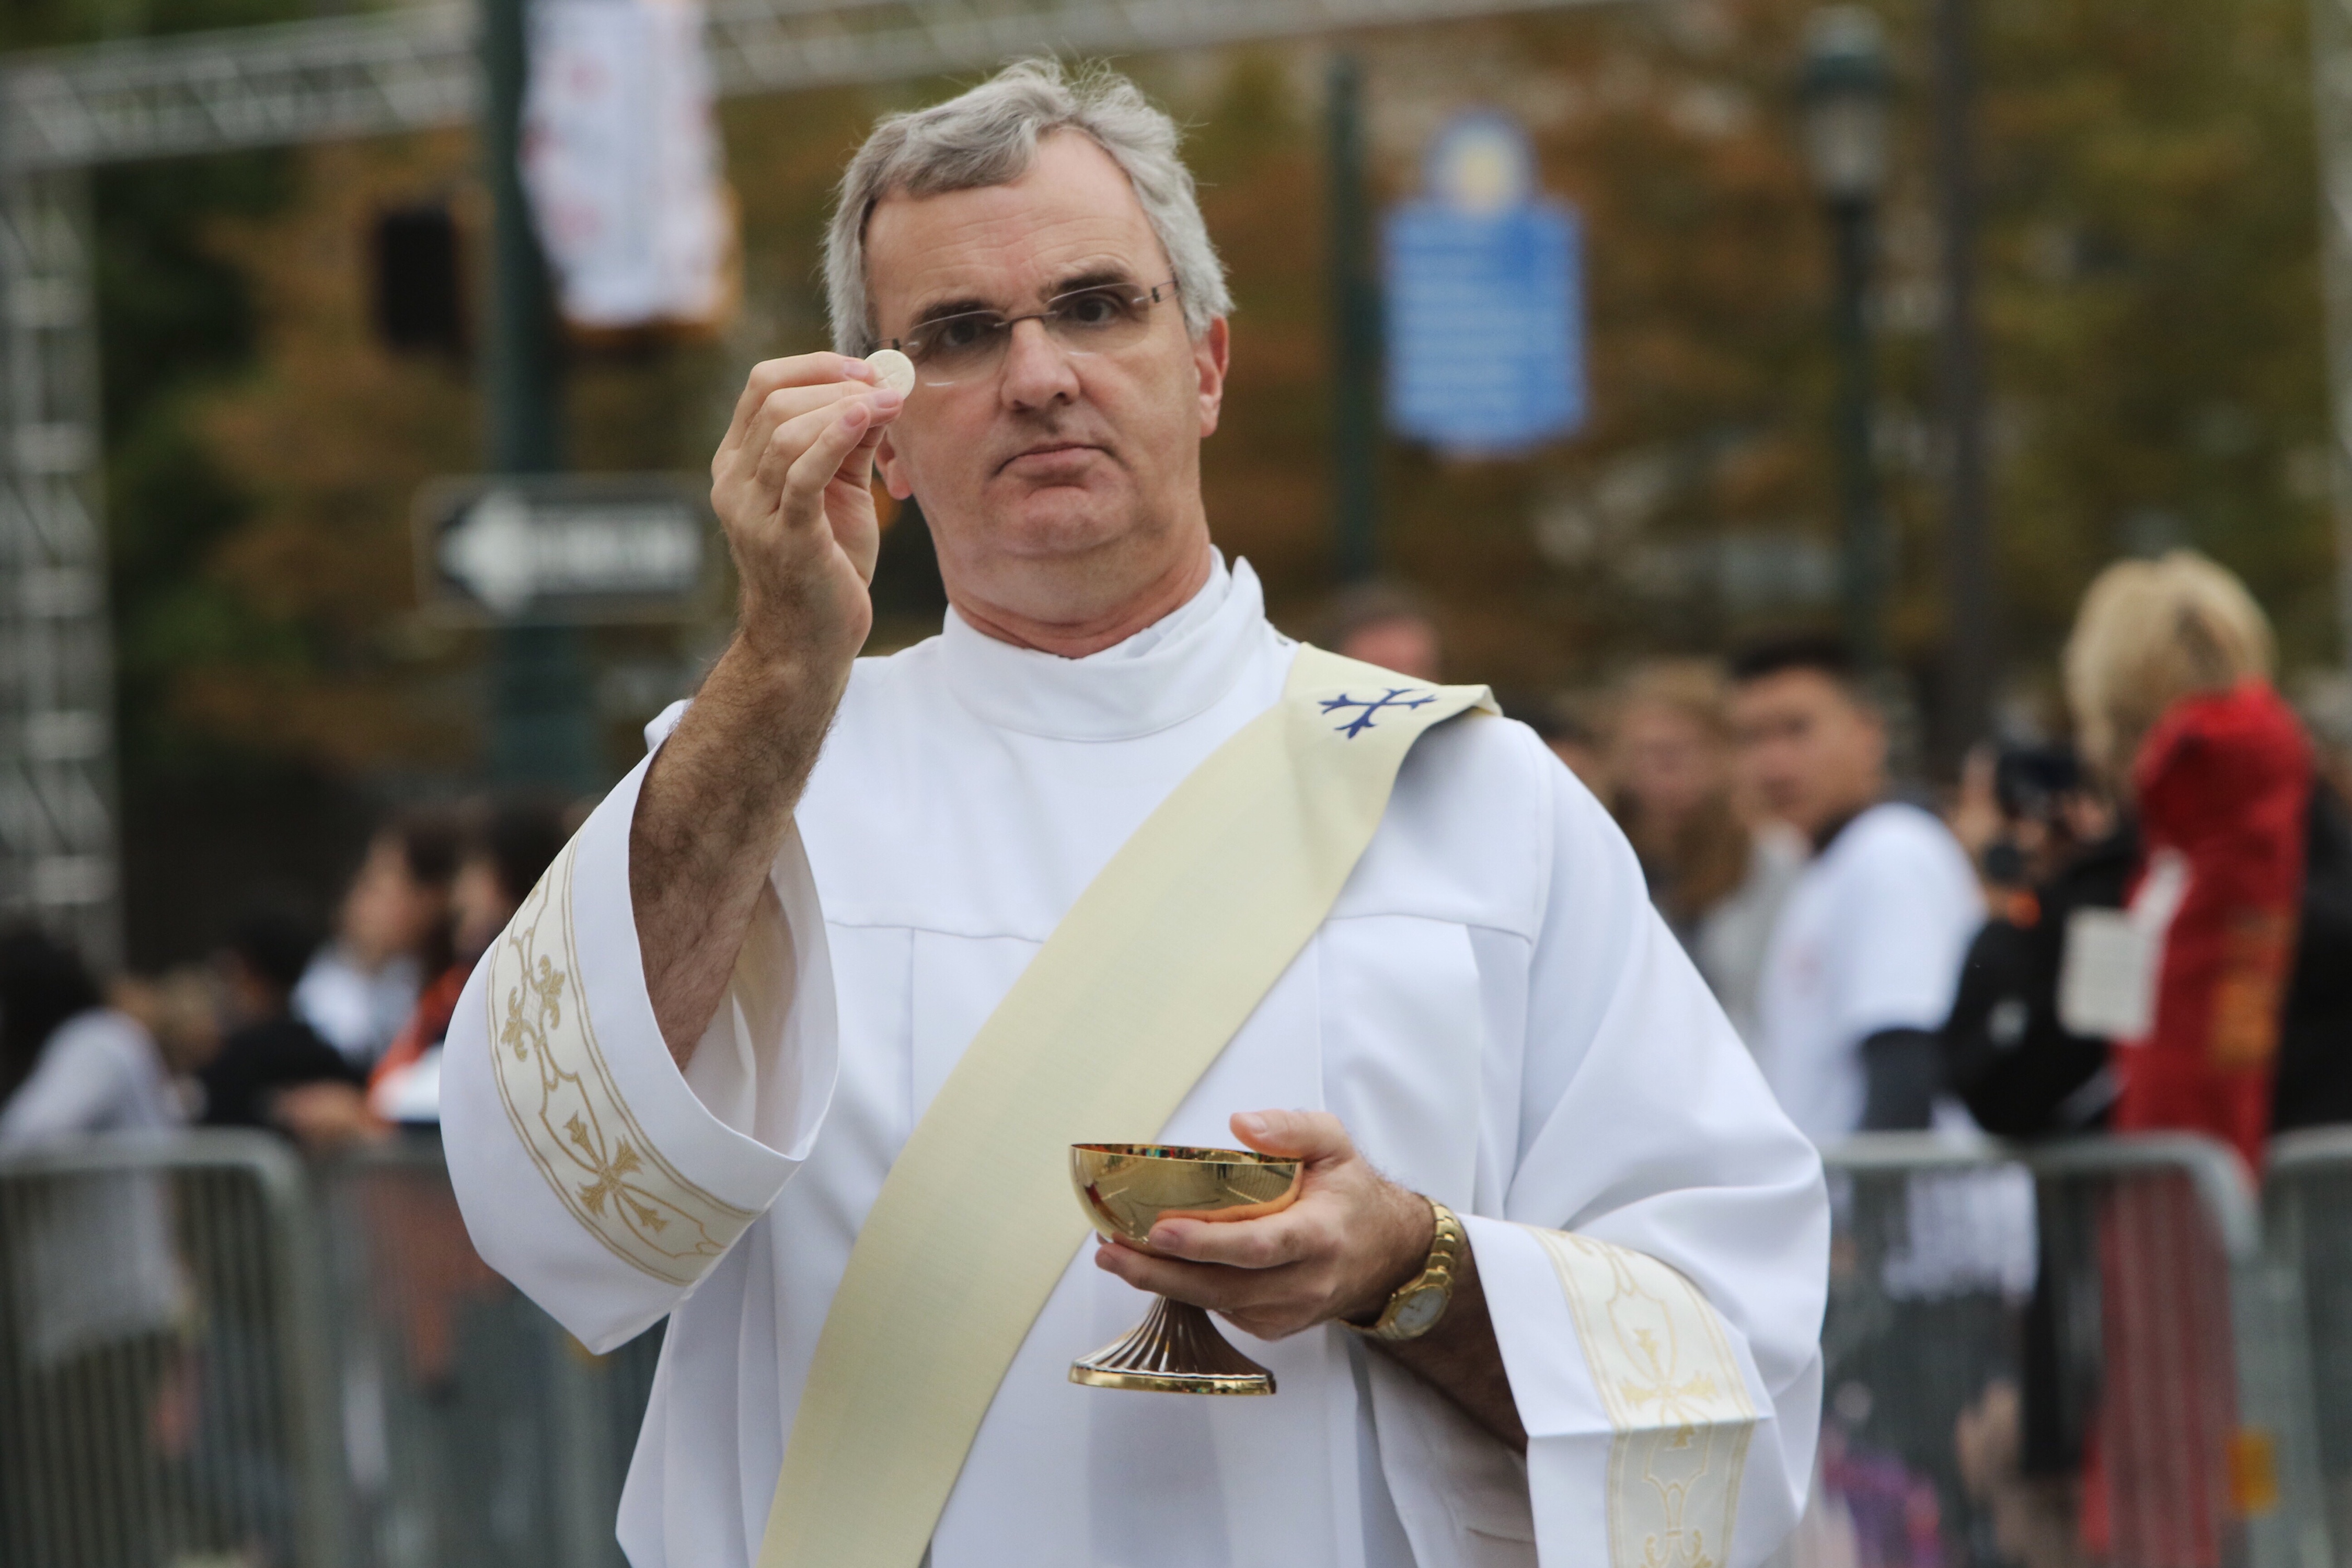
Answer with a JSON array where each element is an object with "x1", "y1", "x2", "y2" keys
[
  {"x1": 444, "y1": 61, "x2": 1825, "y2": 1568},
  {"x1": 1731, "y1": 635, "x2": 1982, "y2": 1141},
  {"x1": 1939, "y1": 744, "x2": 2131, "y2": 1138}
]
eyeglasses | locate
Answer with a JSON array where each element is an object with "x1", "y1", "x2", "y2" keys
[{"x1": 879, "y1": 278, "x2": 1180, "y2": 385}]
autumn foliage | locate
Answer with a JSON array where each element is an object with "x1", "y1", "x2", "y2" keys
[{"x1": 112, "y1": 0, "x2": 2332, "y2": 794}]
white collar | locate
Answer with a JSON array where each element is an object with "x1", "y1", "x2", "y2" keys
[{"x1": 939, "y1": 553, "x2": 1266, "y2": 741}]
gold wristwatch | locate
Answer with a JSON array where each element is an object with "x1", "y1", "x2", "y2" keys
[{"x1": 1346, "y1": 1199, "x2": 1464, "y2": 1343}]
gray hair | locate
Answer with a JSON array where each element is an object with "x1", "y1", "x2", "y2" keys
[{"x1": 824, "y1": 57, "x2": 1233, "y2": 354}]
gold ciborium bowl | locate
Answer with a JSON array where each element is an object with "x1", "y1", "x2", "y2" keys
[{"x1": 1069, "y1": 1142, "x2": 1301, "y2": 1395}]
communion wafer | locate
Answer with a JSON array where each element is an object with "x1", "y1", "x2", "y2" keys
[{"x1": 867, "y1": 348, "x2": 916, "y2": 397}]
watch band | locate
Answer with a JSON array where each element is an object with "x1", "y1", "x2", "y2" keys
[{"x1": 1345, "y1": 1198, "x2": 1464, "y2": 1343}]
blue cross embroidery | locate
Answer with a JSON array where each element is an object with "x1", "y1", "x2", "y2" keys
[{"x1": 1320, "y1": 687, "x2": 1438, "y2": 739}]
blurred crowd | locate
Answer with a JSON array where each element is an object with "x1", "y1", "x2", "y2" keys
[
  {"x1": 1331, "y1": 549, "x2": 2352, "y2": 1174},
  {"x1": 0, "y1": 795, "x2": 575, "y2": 1163},
  {"x1": 0, "y1": 788, "x2": 583, "y2": 1568},
  {"x1": 7, "y1": 545, "x2": 2337, "y2": 1175}
]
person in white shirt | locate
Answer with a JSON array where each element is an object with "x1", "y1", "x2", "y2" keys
[
  {"x1": 440, "y1": 59, "x2": 1828, "y2": 1568},
  {"x1": 0, "y1": 942, "x2": 181, "y2": 1156},
  {"x1": 0, "y1": 928, "x2": 187, "y2": 1371},
  {"x1": 1731, "y1": 636, "x2": 1985, "y2": 1143}
]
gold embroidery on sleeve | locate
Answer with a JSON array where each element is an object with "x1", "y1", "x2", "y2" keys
[
  {"x1": 487, "y1": 842, "x2": 757, "y2": 1285},
  {"x1": 1529, "y1": 1228, "x2": 1758, "y2": 1568}
]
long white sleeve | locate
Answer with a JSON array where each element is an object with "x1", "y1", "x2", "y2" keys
[
  {"x1": 443, "y1": 724, "x2": 839, "y2": 1353},
  {"x1": 1370, "y1": 746, "x2": 1827, "y2": 1568}
]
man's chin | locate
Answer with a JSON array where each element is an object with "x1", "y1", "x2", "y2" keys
[{"x1": 982, "y1": 493, "x2": 1139, "y2": 560}]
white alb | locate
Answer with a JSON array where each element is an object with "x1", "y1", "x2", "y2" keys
[{"x1": 442, "y1": 556, "x2": 1829, "y2": 1568}]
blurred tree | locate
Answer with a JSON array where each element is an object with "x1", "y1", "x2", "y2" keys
[
  {"x1": 1250, "y1": 0, "x2": 2330, "y2": 714},
  {"x1": 187, "y1": 132, "x2": 482, "y2": 772},
  {"x1": 100, "y1": 143, "x2": 338, "y2": 965},
  {"x1": 1171, "y1": 55, "x2": 1335, "y2": 614},
  {"x1": 1976, "y1": 0, "x2": 2328, "y2": 673},
  {"x1": 1345, "y1": 2, "x2": 1841, "y2": 688}
]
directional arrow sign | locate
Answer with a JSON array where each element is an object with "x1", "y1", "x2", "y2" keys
[{"x1": 416, "y1": 474, "x2": 710, "y2": 622}]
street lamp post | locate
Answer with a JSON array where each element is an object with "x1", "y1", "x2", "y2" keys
[
  {"x1": 1930, "y1": 0, "x2": 1997, "y2": 766},
  {"x1": 1801, "y1": 7, "x2": 1893, "y2": 672}
]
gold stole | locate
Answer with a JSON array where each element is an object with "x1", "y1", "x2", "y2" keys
[{"x1": 755, "y1": 645, "x2": 1493, "y2": 1568}]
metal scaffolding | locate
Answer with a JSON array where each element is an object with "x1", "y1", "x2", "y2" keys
[
  {"x1": 2, "y1": 0, "x2": 1592, "y2": 170},
  {"x1": 1, "y1": 6, "x2": 474, "y2": 171},
  {"x1": 0, "y1": 169, "x2": 115, "y2": 964},
  {"x1": 0, "y1": 0, "x2": 1604, "y2": 956}
]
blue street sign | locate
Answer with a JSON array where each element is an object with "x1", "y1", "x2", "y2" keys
[{"x1": 1383, "y1": 112, "x2": 1587, "y2": 456}]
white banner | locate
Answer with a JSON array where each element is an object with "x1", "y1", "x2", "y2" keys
[{"x1": 521, "y1": 0, "x2": 733, "y2": 330}]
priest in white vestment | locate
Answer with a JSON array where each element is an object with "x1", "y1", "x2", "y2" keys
[{"x1": 442, "y1": 58, "x2": 1827, "y2": 1568}]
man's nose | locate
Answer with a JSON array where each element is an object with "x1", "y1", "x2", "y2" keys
[{"x1": 1000, "y1": 318, "x2": 1081, "y2": 409}]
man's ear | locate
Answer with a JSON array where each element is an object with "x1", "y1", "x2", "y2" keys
[
  {"x1": 875, "y1": 431, "x2": 915, "y2": 501},
  {"x1": 1195, "y1": 317, "x2": 1231, "y2": 438}
]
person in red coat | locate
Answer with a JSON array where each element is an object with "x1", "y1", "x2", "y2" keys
[
  {"x1": 2061, "y1": 550, "x2": 2309, "y2": 1568},
  {"x1": 2067, "y1": 550, "x2": 2310, "y2": 1175},
  {"x1": 2120, "y1": 684, "x2": 2309, "y2": 1169}
]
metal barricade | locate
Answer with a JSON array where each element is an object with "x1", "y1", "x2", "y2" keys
[
  {"x1": 318, "y1": 1140, "x2": 664, "y2": 1568},
  {"x1": 1817, "y1": 1133, "x2": 2325, "y2": 1568},
  {"x1": 7, "y1": 1124, "x2": 2341, "y2": 1568},
  {"x1": 1815, "y1": 1137, "x2": 2040, "y2": 1568},
  {"x1": 0, "y1": 1129, "x2": 343, "y2": 1568},
  {"x1": 2262, "y1": 1128, "x2": 2352, "y2": 1568}
]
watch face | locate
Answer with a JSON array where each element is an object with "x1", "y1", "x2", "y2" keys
[{"x1": 1390, "y1": 1285, "x2": 1448, "y2": 1338}]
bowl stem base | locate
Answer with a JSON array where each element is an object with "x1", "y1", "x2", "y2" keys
[{"x1": 1069, "y1": 1296, "x2": 1276, "y2": 1395}]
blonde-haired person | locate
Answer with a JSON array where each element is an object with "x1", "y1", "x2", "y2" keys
[
  {"x1": 2060, "y1": 549, "x2": 2310, "y2": 1169},
  {"x1": 2055, "y1": 553, "x2": 2322, "y2": 1568},
  {"x1": 2065, "y1": 550, "x2": 2277, "y2": 789},
  {"x1": 1609, "y1": 660, "x2": 1804, "y2": 1048}
]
